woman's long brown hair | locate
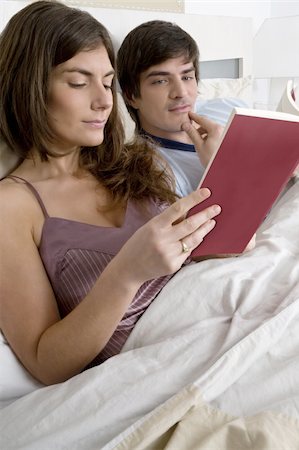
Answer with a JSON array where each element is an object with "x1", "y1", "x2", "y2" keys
[{"x1": 0, "y1": 1, "x2": 177, "y2": 206}]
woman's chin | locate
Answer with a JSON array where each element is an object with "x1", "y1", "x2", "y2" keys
[{"x1": 81, "y1": 137, "x2": 104, "y2": 147}]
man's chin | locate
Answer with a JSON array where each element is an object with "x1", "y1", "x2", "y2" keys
[{"x1": 178, "y1": 112, "x2": 192, "y2": 127}]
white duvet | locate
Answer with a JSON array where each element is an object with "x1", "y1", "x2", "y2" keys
[{"x1": 1, "y1": 179, "x2": 299, "y2": 449}]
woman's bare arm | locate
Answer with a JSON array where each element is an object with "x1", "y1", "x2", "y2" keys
[{"x1": 0, "y1": 185, "x2": 220, "y2": 384}]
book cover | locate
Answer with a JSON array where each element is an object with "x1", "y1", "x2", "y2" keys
[{"x1": 187, "y1": 107, "x2": 299, "y2": 259}]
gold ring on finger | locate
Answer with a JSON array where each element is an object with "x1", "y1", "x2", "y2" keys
[{"x1": 181, "y1": 239, "x2": 189, "y2": 253}]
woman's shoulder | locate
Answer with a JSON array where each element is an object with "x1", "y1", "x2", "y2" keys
[
  {"x1": 0, "y1": 175, "x2": 24, "y2": 199},
  {"x1": 0, "y1": 175, "x2": 40, "y2": 223},
  {"x1": 0, "y1": 175, "x2": 28, "y2": 198}
]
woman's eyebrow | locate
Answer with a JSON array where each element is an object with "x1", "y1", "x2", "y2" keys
[
  {"x1": 62, "y1": 68, "x2": 115, "y2": 77},
  {"x1": 104, "y1": 70, "x2": 115, "y2": 78}
]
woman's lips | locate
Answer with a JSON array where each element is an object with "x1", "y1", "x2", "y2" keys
[{"x1": 83, "y1": 120, "x2": 106, "y2": 129}]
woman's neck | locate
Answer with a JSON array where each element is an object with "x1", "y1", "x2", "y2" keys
[{"x1": 19, "y1": 148, "x2": 83, "y2": 179}]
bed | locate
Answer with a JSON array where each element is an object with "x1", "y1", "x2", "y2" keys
[{"x1": 1, "y1": 4, "x2": 299, "y2": 449}]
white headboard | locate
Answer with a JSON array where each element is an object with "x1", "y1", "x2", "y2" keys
[
  {"x1": 80, "y1": 7, "x2": 253, "y2": 77},
  {"x1": 1, "y1": 2, "x2": 253, "y2": 77}
]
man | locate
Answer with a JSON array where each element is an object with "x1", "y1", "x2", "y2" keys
[
  {"x1": 117, "y1": 20, "x2": 224, "y2": 196},
  {"x1": 117, "y1": 21, "x2": 257, "y2": 253}
]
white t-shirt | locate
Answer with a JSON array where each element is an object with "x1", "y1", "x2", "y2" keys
[{"x1": 156, "y1": 143, "x2": 204, "y2": 197}]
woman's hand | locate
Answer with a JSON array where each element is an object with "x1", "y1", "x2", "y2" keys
[
  {"x1": 182, "y1": 112, "x2": 224, "y2": 167},
  {"x1": 116, "y1": 188, "x2": 221, "y2": 284}
]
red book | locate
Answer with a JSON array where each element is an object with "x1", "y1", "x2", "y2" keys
[{"x1": 187, "y1": 107, "x2": 299, "y2": 259}]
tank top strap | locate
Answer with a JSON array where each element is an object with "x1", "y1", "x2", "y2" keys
[{"x1": 7, "y1": 175, "x2": 49, "y2": 218}]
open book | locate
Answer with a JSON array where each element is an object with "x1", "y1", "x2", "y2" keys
[{"x1": 187, "y1": 107, "x2": 299, "y2": 259}]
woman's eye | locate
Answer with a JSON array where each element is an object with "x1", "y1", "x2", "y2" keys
[{"x1": 69, "y1": 82, "x2": 86, "y2": 88}]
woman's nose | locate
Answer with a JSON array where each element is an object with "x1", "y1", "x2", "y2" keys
[{"x1": 91, "y1": 86, "x2": 113, "y2": 111}]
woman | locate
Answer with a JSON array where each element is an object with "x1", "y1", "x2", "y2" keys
[{"x1": 0, "y1": 1, "x2": 220, "y2": 385}]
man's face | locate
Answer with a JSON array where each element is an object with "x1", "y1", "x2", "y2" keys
[{"x1": 130, "y1": 55, "x2": 198, "y2": 142}]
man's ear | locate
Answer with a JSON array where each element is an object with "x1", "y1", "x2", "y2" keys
[{"x1": 127, "y1": 94, "x2": 139, "y2": 110}]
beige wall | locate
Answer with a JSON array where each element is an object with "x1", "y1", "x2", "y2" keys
[{"x1": 64, "y1": 0, "x2": 184, "y2": 13}]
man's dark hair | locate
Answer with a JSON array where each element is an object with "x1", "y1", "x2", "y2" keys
[{"x1": 117, "y1": 20, "x2": 199, "y2": 130}]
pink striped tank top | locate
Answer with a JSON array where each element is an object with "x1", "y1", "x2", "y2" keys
[{"x1": 9, "y1": 176, "x2": 172, "y2": 368}]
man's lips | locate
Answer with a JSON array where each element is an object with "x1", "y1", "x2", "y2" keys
[{"x1": 168, "y1": 104, "x2": 191, "y2": 113}]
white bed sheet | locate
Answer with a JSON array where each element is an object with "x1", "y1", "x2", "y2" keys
[{"x1": 0, "y1": 179, "x2": 298, "y2": 449}]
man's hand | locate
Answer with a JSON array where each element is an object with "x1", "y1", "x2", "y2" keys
[{"x1": 182, "y1": 111, "x2": 224, "y2": 167}]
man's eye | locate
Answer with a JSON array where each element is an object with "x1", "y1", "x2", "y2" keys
[
  {"x1": 182, "y1": 76, "x2": 194, "y2": 81},
  {"x1": 152, "y1": 79, "x2": 167, "y2": 85},
  {"x1": 104, "y1": 85, "x2": 112, "y2": 90}
]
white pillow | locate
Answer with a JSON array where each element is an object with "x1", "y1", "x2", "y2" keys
[
  {"x1": 198, "y1": 76, "x2": 253, "y2": 106},
  {"x1": 117, "y1": 92, "x2": 135, "y2": 142},
  {"x1": 195, "y1": 97, "x2": 249, "y2": 126},
  {"x1": 0, "y1": 331, "x2": 43, "y2": 408}
]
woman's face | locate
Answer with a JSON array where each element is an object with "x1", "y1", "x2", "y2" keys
[{"x1": 47, "y1": 45, "x2": 114, "y2": 153}]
